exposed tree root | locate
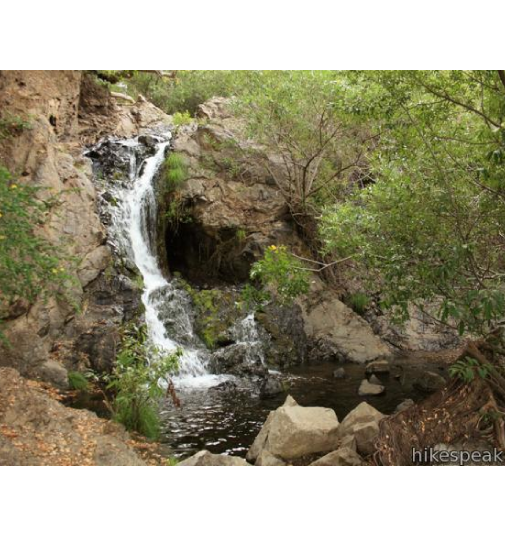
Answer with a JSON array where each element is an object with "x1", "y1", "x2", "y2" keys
[{"x1": 375, "y1": 335, "x2": 505, "y2": 465}]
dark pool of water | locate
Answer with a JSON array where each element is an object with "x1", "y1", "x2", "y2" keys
[{"x1": 160, "y1": 359, "x2": 449, "y2": 458}]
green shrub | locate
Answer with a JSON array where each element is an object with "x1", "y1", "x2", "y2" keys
[
  {"x1": 250, "y1": 245, "x2": 310, "y2": 304},
  {"x1": 107, "y1": 325, "x2": 180, "y2": 439},
  {"x1": 172, "y1": 111, "x2": 193, "y2": 127},
  {"x1": 449, "y1": 357, "x2": 494, "y2": 383},
  {"x1": 0, "y1": 166, "x2": 71, "y2": 339},
  {"x1": 239, "y1": 283, "x2": 270, "y2": 311}
]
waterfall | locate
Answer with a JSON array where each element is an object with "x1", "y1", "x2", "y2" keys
[
  {"x1": 90, "y1": 133, "x2": 223, "y2": 387},
  {"x1": 89, "y1": 131, "x2": 267, "y2": 389}
]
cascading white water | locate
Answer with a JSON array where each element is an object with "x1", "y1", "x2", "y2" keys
[
  {"x1": 229, "y1": 313, "x2": 266, "y2": 367},
  {"x1": 97, "y1": 133, "x2": 224, "y2": 387},
  {"x1": 92, "y1": 132, "x2": 267, "y2": 389}
]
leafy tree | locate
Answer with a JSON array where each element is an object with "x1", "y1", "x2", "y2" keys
[
  {"x1": 236, "y1": 71, "x2": 371, "y2": 216},
  {"x1": 321, "y1": 70, "x2": 505, "y2": 336}
]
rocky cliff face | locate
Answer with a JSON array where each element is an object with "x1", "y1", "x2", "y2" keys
[
  {"x1": 166, "y1": 98, "x2": 392, "y2": 364},
  {"x1": 167, "y1": 98, "x2": 295, "y2": 284},
  {"x1": 0, "y1": 71, "x2": 171, "y2": 387}
]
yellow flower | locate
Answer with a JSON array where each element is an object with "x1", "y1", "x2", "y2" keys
[
  {"x1": 0, "y1": 235, "x2": 5, "y2": 240},
  {"x1": 268, "y1": 245, "x2": 278, "y2": 251},
  {"x1": 10, "y1": 184, "x2": 17, "y2": 189},
  {"x1": 51, "y1": 268, "x2": 58, "y2": 274}
]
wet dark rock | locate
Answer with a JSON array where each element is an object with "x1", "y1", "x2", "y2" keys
[
  {"x1": 101, "y1": 191, "x2": 115, "y2": 204},
  {"x1": 64, "y1": 271, "x2": 142, "y2": 373},
  {"x1": 138, "y1": 134, "x2": 160, "y2": 147},
  {"x1": 333, "y1": 367, "x2": 347, "y2": 380},
  {"x1": 88, "y1": 135, "x2": 159, "y2": 187},
  {"x1": 75, "y1": 327, "x2": 118, "y2": 373},
  {"x1": 209, "y1": 380, "x2": 238, "y2": 393},
  {"x1": 209, "y1": 344, "x2": 268, "y2": 377},
  {"x1": 256, "y1": 302, "x2": 308, "y2": 368},
  {"x1": 259, "y1": 376, "x2": 284, "y2": 399}
]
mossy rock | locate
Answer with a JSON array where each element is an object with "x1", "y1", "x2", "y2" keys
[{"x1": 178, "y1": 279, "x2": 240, "y2": 350}]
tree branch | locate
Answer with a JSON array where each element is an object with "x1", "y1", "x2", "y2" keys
[
  {"x1": 416, "y1": 78, "x2": 502, "y2": 129},
  {"x1": 498, "y1": 70, "x2": 505, "y2": 92}
]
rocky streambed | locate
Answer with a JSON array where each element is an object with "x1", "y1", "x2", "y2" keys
[
  {"x1": 179, "y1": 394, "x2": 389, "y2": 466},
  {"x1": 161, "y1": 359, "x2": 448, "y2": 458}
]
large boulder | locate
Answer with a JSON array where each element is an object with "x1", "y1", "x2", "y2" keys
[
  {"x1": 337, "y1": 402, "x2": 385, "y2": 456},
  {"x1": 246, "y1": 395, "x2": 340, "y2": 462},
  {"x1": 301, "y1": 289, "x2": 392, "y2": 363},
  {"x1": 178, "y1": 450, "x2": 250, "y2": 466},
  {"x1": 351, "y1": 421, "x2": 381, "y2": 455},
  {"x1": 368, "y1": 302, "x2": 461, "y2": 353}
]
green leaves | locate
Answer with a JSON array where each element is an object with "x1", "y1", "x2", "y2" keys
[
  {"x1": 321, "y1": 71, "x2": 505, "y2": 336},
  {"x1": 234, "y1": 71, "x2": 369, "y2": 209},
  {"x1": 107, "y1": 324, "x2": 180, "y2": 439},
  {"x1": 163, "y1": 152, "x2": 188, "y2": 191},
  {"x1": 0, "y1": 166, "x2": 71, "y2": 322},
  {"x1": 449, "y1": 357, "x2": 494, "y2": 383},
  {"x1": 250, "y1": 245, "x2": 310, "y2": 304}
]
